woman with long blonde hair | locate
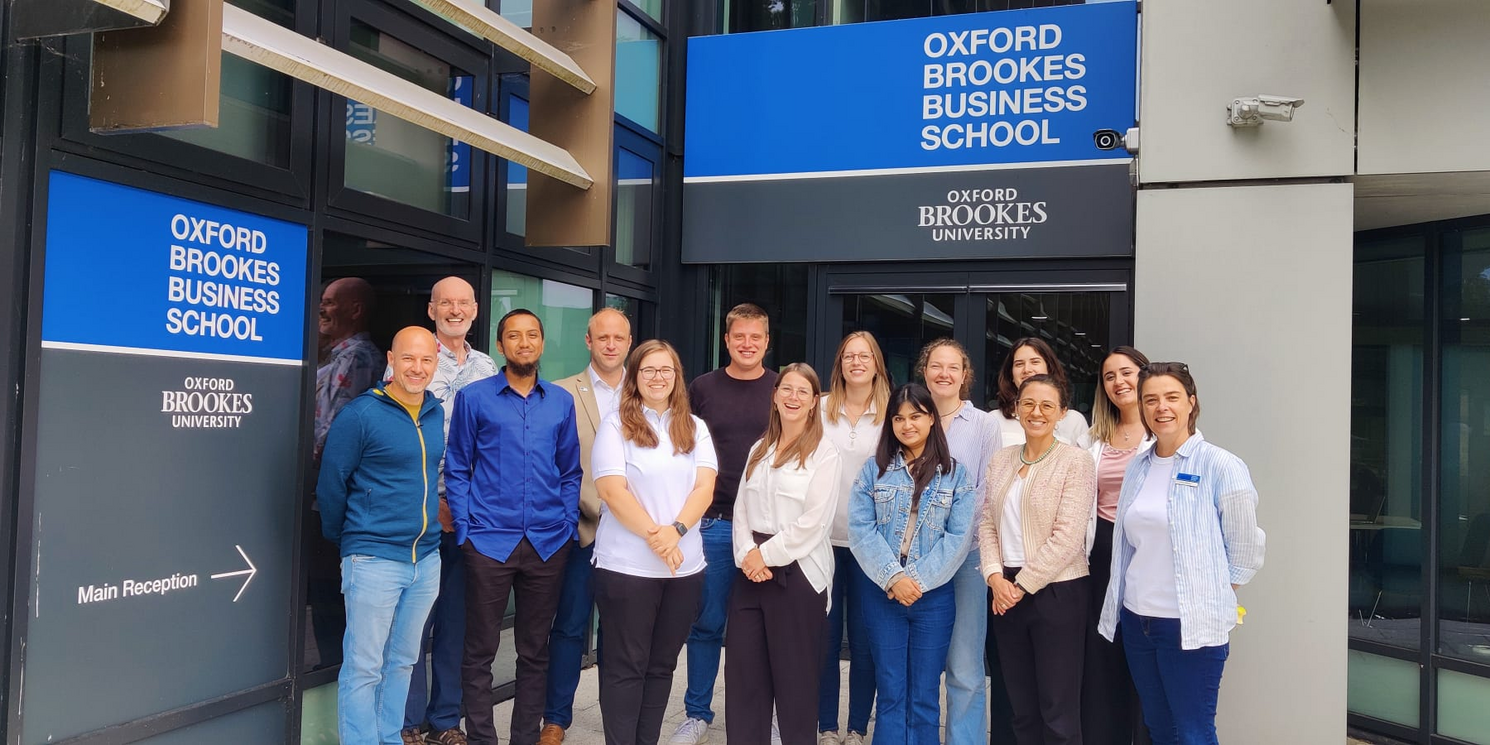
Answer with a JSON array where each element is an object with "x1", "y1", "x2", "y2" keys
[
  {"x1": 818, "y1": 332, "x2": 891, "y2": 745},
  {"x1": 726, "y1": 362, "x2": 842, "y2": 745},
  {"x1": 591, "y1": 340, "x2": 718, "y2": 745}
]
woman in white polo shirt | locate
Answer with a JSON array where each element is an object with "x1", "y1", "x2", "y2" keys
[
  {"x1": 592, "y1": 339, "x2": 718, "y2": 745},
  {"x1": 727, "y1": 362, "x2": 842, "y2": 745}
]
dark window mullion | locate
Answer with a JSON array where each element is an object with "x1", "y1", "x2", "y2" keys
[{"x1": 1422, "y1": 224, "x2": 1444, "y2": 742}]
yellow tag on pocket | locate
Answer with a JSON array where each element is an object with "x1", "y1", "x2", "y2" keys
[{"x1": 1237, "y1": 606, "x2": 1247, "y2": 625}]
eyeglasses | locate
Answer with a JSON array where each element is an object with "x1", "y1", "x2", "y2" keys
[
  {"x1": 841, "y1": 352, "x2": 873, "y2": 363},
  {"x1": 1017, "y1": 399, "x2": 1060, "y2": 415},
  {"x1": 434, "y1": 299, "x2": 475, "y2": 310},
  {"x1": 639, "y1": 366, "x2": 677, "y2": 380},
  {"x1": 777, "y1": 386, "x2": 816, "y2": 400}
]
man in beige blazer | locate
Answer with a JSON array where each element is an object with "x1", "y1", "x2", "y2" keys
[{"x1": 540, "y1": 307, "x2": 632, "y2": 745}]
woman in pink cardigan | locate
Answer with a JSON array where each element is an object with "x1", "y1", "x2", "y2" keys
[{"x1": 979, "y1": 373, "x2": 1097, "y2": 745}]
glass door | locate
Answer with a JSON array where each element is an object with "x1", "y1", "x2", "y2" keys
[{"x1": 826, "y1": 271, "x2": 1131, "y2": 413}]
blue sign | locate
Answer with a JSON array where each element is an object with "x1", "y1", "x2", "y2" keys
[
  {"x1": 448, "y1": 76, "x2": 473, "y2": 194},
  {"x1": 684, "y1": 2, "x2": 1136, "y2": 178},
  {"x1": 42, "y1": 172, "x2": 309, "y2": 362}
]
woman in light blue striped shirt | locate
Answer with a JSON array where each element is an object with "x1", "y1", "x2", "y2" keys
[{"x1": 1097, "y1": 363, "x2": 1265, "y2": 745}]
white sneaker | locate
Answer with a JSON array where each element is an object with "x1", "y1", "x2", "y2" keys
[
  {"x1": 669, "y1": 718, "x2": 710, "y2": 745},
  {"x1": 819, "y1": 731, "x2": 840, "y2": 745},
  {"x1": 771, "y1": 720, "x2": 783, "y2": 745},
  {"x1": 843, "y1": 731, "x2": 866, "y2": 745}
]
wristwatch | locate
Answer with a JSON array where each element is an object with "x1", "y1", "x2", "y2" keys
[{"x1": 672, "y1": 520, "x2": 689, "y2": 537}]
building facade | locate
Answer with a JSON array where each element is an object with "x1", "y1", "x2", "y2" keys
[{"x1": 0, "y1": 0, "x2": 1486, "y2": 743}]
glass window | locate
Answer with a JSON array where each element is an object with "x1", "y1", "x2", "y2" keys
[
  {"x1": 834, "y1": 0, "x2": 1085, "y2": 24},
  {"x1": 708, "y1": 265, "x2": 809, "y2": 372},
  {"x1": 631, "y1": 0, "x2": 665, "y2": 23},
  {"x1": 982, "y1": 292, "x2": 1110, "y2": 416},
  {"x1": 730, "y1": 0, "x2": 816, "y2": 31},
  {"x1": 1345, "y1": 650, "x2": 1420, "y2": 727},
  {"x1": 606, "y1": 293, "x2": 641, "y2": 328},
  {"x1": 840, "y1": 293, "x2": 956, "y2": 386},
  {"x1": 344, "y1": 20, "x2": 473, "y2": 217},
  {"x1": 506, "y1": 95, "x2": 531, "y2": 236},
  {"x1": 490, "y1": 270, "x2": 595, "y2": 380},
  {"x1": 498, "y1": 0, "x2": 533, "y2": 28},
  {"x1": 1439, "y1": 227, "x2": 1490, "y2": 660},
  {"x1": 616, "y1": 10, "x2": 662, "y2": 132},
  {"x1": 228, "y1": 0, "x2": 294, "y2": 24},
  {"x1": 1438, "y1": 668, "x2": 1490, "y2": 742},
  {"x1": 161, "y1": 56, "x2": 292, "y2": 167},
  {"x1": 615, "y1": 146, "x2": 656, "y2": 269},
  {"x1": 304, "y1": 236, "x2": 483, "y2": 672},
  {"x1": 1350, "y1": 237, "x2": 1427, "y2": 649}
]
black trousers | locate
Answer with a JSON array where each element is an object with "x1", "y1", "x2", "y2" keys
[
  {"x1": 462, "y1": 538, "x2": 571, "y2": 745},
  {"x1": 594, "y1": 568, "x2": 704, "y2": 745},
  {"x1": 1082, "y1": 519, "x2": 1151, "y2": 745},
  {"x1": 724, "y1": 553, "x2": 828, "y2": 745},
  {"x1": 988, "y1": 572, "x2": 1089, "y2": 745}
]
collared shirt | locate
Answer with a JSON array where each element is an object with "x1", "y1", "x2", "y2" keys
[
  {"x1": 445, "y1": 370, "x2": 582, "y2": 562},
  {"x1": 943, "y1": 401, "x2": 1004, "y2": 550},
  {"x1": 315, "y1": 331, "x2": 382, "y2": 458},
  {"x1": 1098, "y1": 434, "x2": 1266, "y2": 650},
  {"x1": 733, "y1": 440, "x2": 843, "y2": 606},
  {"x1": 820, "y1": 398, "x2": 880, "y2": 547},
  {"x1": 592, "y1": 408, "x2": 718, "y2": 578},
  {"x1": 588, "y1": 365, "x2": 624, "y2": 420}
]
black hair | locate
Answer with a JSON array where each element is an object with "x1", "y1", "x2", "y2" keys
[
  {"x1": 496, "y1": 308, "x2": 545, "y2": 340},
  {"x1": 875, "y1": 383, "x2": 956, "y2": 500},
  {"x1": 1017, "y1": 373, "x2": 1069, "y2": 409}
]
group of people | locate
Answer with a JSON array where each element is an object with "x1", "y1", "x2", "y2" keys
[{"x1": 314, "y1": 280, "x2": 1266, "y2": 745}]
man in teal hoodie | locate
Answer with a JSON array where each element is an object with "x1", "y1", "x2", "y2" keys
[{"x1": 318, "y1": 327, "x2": 444, "y2": 745}]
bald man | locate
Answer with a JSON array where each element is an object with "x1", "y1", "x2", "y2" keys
[
  {"x1": 318, "y1": 327, "x2": 445, "y2": 745},
  {"x1": 541, "y1": 307, "x2": 633, "y2": 744},
  {"x1": 314, "y1": 277, "x2": 381, "y2": 462},
  {"x1": 398, "y1": 277, "x2": 498, "y2": 745}
]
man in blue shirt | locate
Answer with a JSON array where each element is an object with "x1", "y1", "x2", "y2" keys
[{"x1": 446, "y1": 309, "x2": 582, "y2": 745}]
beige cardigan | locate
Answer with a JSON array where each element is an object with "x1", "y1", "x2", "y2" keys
[{"x1": 978, "y1": 442, "x2": 1097, "y2": 593}]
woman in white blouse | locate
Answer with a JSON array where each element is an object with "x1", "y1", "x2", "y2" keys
[
  {"x1": 726, "y1": 363, "x2": 843, "y2": 745},
  {"x1": 592, "y1": 339, "x2": 718, "y2": 745},
  {"x1": 992, "y1": 337, "x2": 1088, "y2": 447},
  {"x1": 817, "y1": 332, "x2": 890, "y2": 745}
]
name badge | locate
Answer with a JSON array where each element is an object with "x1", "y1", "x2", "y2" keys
[{"x1": 1175, "y1": 472, "x2": 1201, "y2": 487}]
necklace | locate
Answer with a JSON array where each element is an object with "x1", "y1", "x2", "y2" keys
[
  {"x1": 1020, "y1": 439, "x2": 1059, "y2": 466},
  {"x1": 938, "y1": 401, "x2": 962, "y2": 420}
]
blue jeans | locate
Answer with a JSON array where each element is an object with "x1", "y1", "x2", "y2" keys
[
  {"x1": 818, "y1": 546, "x2": 876, "y2": 734},
  {"x1": 683, "y1": 517, "x2": 735, "y2": 722},
  {"x1": 544, "y1": 540, "x2": 596, "y2": 728},
  {"x1": 405, "y1": 532, "x2": 466, "y2": 732},
  {"x1": 1120, "y1": 609, "x2": 1229, "y2": 745},
  {"x1": 864, "y1": 581, "x2": 955, "y2": 745},
  {"x1": 945, "y1": 552, "x2": 988, "y2": 745},
  {"x1": 341, "y1": 552, "x2": 442, "y2": 745}
]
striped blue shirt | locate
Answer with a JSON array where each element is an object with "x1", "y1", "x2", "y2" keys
[
  {"x1": 943, "y1": 401, "x2": 1004, "y2": 550},
  {"x1": 1098, "y1": 433, "x2": 1265, "y2": 649}
]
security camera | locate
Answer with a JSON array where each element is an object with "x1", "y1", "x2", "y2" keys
[
  {"x1": 1226, "y1": 95, "x2": 1305, "y2": 127},
  {"x1": 1093, "y1": 129, "x2": 1123, "y2": 150}
]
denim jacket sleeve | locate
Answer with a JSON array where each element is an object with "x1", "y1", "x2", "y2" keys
[
  {"x1": 848, "y1": 458, "x2": 904, "y2": 592},
  {"x1": 904, "y1": 464, "x2": 977, "y2": 591}
]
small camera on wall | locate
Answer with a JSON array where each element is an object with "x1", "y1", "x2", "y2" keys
[
  {"x1": 1093, "y1": 129, "x2": 1123, "y2": 150},
  {"x1": 1227, "y1": 95, "x2": 1305, "y2": 127}
]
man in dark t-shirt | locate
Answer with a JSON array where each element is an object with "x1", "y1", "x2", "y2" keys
[{"x1": 668, "y1": 303, "x2": 778, "y2": 744}]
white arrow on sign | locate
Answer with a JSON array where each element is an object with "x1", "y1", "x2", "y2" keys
[{"x1": 210, "y1": 545, "x2": 258, "y2": 602}]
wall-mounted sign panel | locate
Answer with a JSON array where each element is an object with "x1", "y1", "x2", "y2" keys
[
  {"x1": 22, "y1": 172, "x2": 307, "y2": 742},
  {"x1": 683, "y1": 2, "x2": 1137, "y2": 263}
]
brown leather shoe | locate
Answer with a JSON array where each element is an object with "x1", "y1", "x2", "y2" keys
[
  {"x1": 401, "y1": 729, "x2": 424, "y2": 745},
  {"x1": 538, "y1": 724, "x2": 566, "y2": 745},
  {"x1": 426, "y1": 728, "x2": 469, "y2": 745}
]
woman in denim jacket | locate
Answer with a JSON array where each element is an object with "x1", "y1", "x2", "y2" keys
[{"x1": 849, "y1": 383, "x2": 977, "y2": 745}]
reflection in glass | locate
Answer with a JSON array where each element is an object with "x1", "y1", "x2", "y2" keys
[
  {"x1": 499, "y1": 0, "x2": 533, "y2": 27},
  {"x1": 1348, "y1": 238, "x2": 1426, "y2": 650},
  {"x1": 617, "y1": 10, "x2": 662, "y2": 132},
  {"x1": 506, "y1": 95, "x2": 530, "y2": 236},
  {"x1": 731, "y1": 0, "x2": 817, "y2": 31},
  {"x1": 1439, "y1": 228, "x2": 1490, "y2": 661},
  {"x1": 490, "y1": 270, "x2": 595, "y2": 380},
  {"x1": 708, "y1": 265, "x2": 809, "y2": 372},
  {"x1": 616, "y1": 147, "x2": 655, "y2": 269},
  {"x1": 303, "y1": 235, "x2": 483, "y2": 672},
  {"x1": 983, "y1": 292, "x2": 1108, "y2": 417},
  {"x1": 841, "y1": 294, "x2": 956, "y2": 387},
  {"x1": 605, "y1": 294, "x2": 642, "y2": 329},
  {"x1": 835, "y1": 0, "x2": 1088, "y2": 23},
  {"x1": 344, "y1": 21, "x2": 472, "y2": 217},
  {"x1": 162, "y1": 55, "x2": 292, "y2": 167}
]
